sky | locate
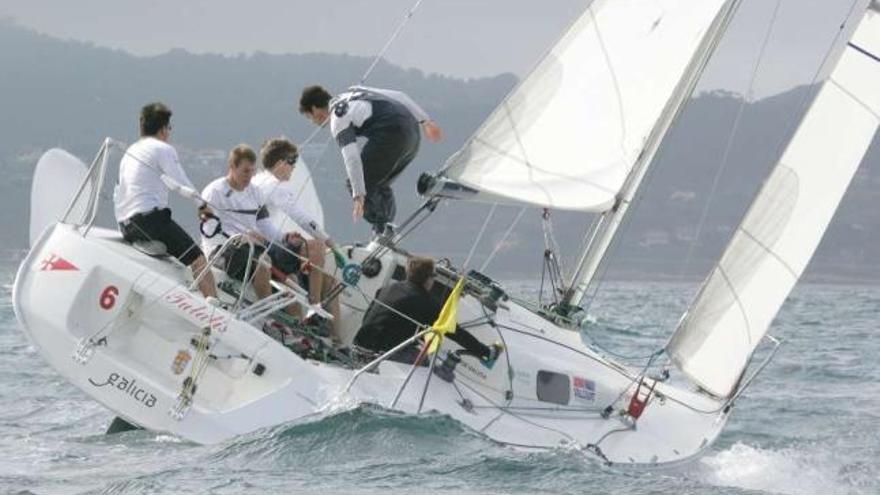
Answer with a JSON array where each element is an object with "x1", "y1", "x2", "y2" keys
[{"x1": 0, "y1": 0, "x2": 868, "y2": 97}]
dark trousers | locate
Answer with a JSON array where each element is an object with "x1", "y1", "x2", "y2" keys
[
  {"x1": 359, "y1": 121, "x2": 421, "y2": 234},
  {"x1": 362, "y1": 327, "x2": 490, "y2": 363}
]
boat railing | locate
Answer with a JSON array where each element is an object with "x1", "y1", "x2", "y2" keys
[
  {"x1": 196, "y1": 233, "x2": 317, "y2": 322},
  {"x1": 61, "y1": 138, "x2": 115, "y2": 236}
]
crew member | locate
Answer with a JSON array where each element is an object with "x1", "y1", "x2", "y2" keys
[
  {"x1": 114, "y1": 102, "x2": 217, "y2": 298},
  {"x1": 355, "y1": 256, "x2": 501, "y2": 365},
  {"x1": 299, "y1": 85, "x2": 443, "y2": 235},
  {"x1": 200, "y1": 144, "x2": 340, "y2": 340},
  {"x1": 252, "y1": 137, "x2": 342, "y2": 337}
]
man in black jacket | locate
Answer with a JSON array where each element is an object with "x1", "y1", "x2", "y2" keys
[
  {"x1": 355, "y1": 257, "x2": 500, "y2": 365},
  {"x1": 299, "y1": 85, "x2": 444, "y2": 235}
]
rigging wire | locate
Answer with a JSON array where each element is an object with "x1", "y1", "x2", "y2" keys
[
  {"x1": 671, "y1": 0, "x2": 866, "y2": 312},
  {"x1": 255, "y1": 0, "x2": 429, "y2": 263},
  {"x1": 675, "y1": 0, "x2": 783, "y2": 282},
  {"x1": 463, "y1": 203, "x2": 498, "y2": 269},
  {"x1": 478, "y1": 206, "x2": 527, "y2": 272}
]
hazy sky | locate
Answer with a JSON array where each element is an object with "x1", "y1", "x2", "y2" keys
[{"x1": 0, "y1": 1, "x2": 867, "y2": 96}]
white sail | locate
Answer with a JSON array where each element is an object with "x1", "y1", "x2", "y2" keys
[
  {"x1": 441, "y1": 0, "x2": 728, "y2": 211},
  {"x1": 667, "y1": 7, "x2": 880, "y2": 399}
]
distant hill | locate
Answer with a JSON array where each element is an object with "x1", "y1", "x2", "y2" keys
[{"x1": 1, "y1": 19, "x2": 877, "y2": 283}]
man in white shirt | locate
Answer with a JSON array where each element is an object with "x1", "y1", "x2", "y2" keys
[
  {"x1": 253, "y1": 138, "x2": 337, "y2": 311},
  {"x1": 299, "y1": 85, "x2": 443, "y2": 235},
  {"x1": 202, "y1": 144, "x2": 340, "y2": 339},
  {"x1": 114, "y1": 102, "x2": 217, "y2": 298}
]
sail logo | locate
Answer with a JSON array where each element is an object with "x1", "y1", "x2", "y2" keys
[
  {"x1": 88, "y1": 372, "x2": 157, "y2": 408},
  {"x1": 36, "y1": 253, "x2": 78, "y2": 272},
  {"x1": 163, "y1": 289, "x2": 228, "y2": 331},
  {"x1": 572, "y1": 376, "x2": 596, "y2": 401}
]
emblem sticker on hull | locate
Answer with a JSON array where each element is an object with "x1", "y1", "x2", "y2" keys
[
  {"x1": 171, "y1": 350, "x2": 191, "y2": 375},
  {"x1": 37, "y1": 253, "x2": 78, "y2": 271},
  {"x1": 573, "y1": 376, "x2": 596, "y2": 401}
]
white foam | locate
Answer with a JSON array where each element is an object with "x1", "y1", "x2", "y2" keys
[
  {"x1": 154, "y1": 434, "x2": 182, "y2": 443},
  {"x1": 696, "y1": 442, "x2": 851, "y2": 495}
]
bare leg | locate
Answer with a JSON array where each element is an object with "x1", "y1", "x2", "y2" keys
[
  {"x1": 321, "y1": 273, "x2": 343, "y2": 344},
  {"x1": 305, "y1": 239, "x2": 326, "y2": 304},
  {"x1": 190, "y1": 255, "x2": 218, "y2": 298},
  {"x1": 252, "y1": 260, "x2": 272, "y2": 300}
]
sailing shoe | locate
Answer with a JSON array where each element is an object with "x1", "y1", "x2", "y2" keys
[{"x1": 481, "y1": 342, "x2": 505, "y2": 370}]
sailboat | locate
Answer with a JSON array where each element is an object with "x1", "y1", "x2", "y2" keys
[{"x1": 12, "y1": 0, "x2": 879, "y2": 465}]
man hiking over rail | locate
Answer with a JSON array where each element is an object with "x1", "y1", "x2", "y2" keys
[
  {"x1": 114, "y1": 102, "x2": 217, "y2": 298},
  {"x1": 298, "y1": 85, "x2": 443, "y2": 235}
]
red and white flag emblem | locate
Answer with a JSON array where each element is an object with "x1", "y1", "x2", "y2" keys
[{"x1": 37, "y1": 253, "x2": 78, "y2": 272}]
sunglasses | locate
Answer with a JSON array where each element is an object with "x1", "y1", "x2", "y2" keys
[{"x1": 284, "y1": 155, "x2": 298, "y2": 165}]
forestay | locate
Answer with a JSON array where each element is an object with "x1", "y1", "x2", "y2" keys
[
  {"x1": 441, "y1": 0, "x2": 728, "y2": 211},
  {"x1": 667, "y1": 6, "x2": 880, "y2": 399}
]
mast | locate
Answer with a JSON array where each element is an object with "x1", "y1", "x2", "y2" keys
[{"x1": 560, "y1": 0, "x2": 745, "y2": 312}]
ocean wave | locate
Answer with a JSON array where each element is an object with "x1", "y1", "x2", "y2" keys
[{"x1": 693, "y1": 442, "x2": 871, "y2": 495}]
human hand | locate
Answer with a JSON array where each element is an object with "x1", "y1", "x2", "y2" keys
[
  {"x1": 352, "y1": 195, "x2": 365, "y2": 222},
  {"x1": 198, "y1": 203, "x2": 213, "y2": 220},
  {"x1": 422, "y1": 120, "x2": 444, "y2": 143},
  {"x1": 246, "y1": 231, "x2": 267, "y2": 245},
  {"x1": 324, "y1": 238, "x2": 336, "y2": 249}
]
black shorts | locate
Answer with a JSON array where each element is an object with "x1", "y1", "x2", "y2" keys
[
  {"x1": 120, "y1": 208, "x2": 203, "y2": 266},
  {"x1": 221, "y1": 238, "x2": 308, "y2": 287},
  {"x1": 267, "y1": 237, "x2": 309, "y2": 288},
  {"x1": 222, "y1": 241, "x2": 266, "y2": 283}
]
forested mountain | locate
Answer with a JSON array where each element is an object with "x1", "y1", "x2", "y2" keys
[{"x1": 2, "y1": 19, "x2": 877, "y2": 282}]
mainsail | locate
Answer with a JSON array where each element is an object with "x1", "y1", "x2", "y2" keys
[
  {"x1": 440, "y1": 0, "x2": 729, "y2": 211},
  {"x1": 667, "y1": 5, "x2": 880, "y2": 399}
]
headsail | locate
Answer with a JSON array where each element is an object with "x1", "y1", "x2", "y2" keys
[
  {"x1": 667, "y1": 5, "x2": 880, "y2": 399},
  {"x1": 439, "y1": 0, "x2": 729, "y2": 211}
]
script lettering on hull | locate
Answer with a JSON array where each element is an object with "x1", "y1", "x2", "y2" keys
[
  {"x1": 88, "y1": 372, "x2": 158, "y2": 408},
  {"x1": 163, "y1": 289, "x2": 228, "y2": 331}
]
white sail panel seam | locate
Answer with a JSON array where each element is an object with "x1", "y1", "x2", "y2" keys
[
  {"x1": 736, "y1": 225, "x2": 800, "y2": 279},
  {"x1": 470, "y1": 137, "x2": 620, "y2": 196},
  {"x1": 715, "y1": 264, "x2": 753, "y2": 346},
  {"x1": 829, "y1": 77, "x2": 880, "y2": 119},
  {"x1": 588, "y1": 5, "x2": 628, "y2": 157}
]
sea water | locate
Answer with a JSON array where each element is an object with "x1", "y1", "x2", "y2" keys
[{"x1": 1, "y1": 261, "x2": 877, "y2": 495}]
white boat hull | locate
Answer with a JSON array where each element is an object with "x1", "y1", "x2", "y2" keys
[{"x1": 14, "y1": 223, "x2": 731, "y2": 465}]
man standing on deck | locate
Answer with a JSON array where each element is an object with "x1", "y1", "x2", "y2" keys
[
  {"x1": 114, "y1": 102, "x2": 217, "y2": 298},
  {"x1": 298, "y1": 85, "x2": 443, "y2": 235}
]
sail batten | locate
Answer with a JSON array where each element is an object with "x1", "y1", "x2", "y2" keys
[
  {"x1": 441, "y1": 0, "x2": 730, "y2": 211},
  {"x1": 667, "y1": 6, "x2": 880, "y2": 398}
]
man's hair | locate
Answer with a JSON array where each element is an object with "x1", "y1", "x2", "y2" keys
[
  {"x1": 299, "y1": 85, "x2": 332, "y2": 114},
  {"x1": 228, "y1": 144, "x2": 256, "y2": 168},
  {"x1": 139, "y1": 102, "x2": 172, "y2": 137},
  {"x1": 406, "y1": 257, "x2": 435, "y2": 286},
  {"x1": 260, "y1": 137, "x2": 298, "y2": 169}
]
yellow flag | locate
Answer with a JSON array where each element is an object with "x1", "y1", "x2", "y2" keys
[{"x1": 425, "y1": 278, "x2": 465, "y2": 354}]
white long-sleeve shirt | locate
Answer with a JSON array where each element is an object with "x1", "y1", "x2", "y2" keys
[
  {"x1": 251, "y1": 171, "x2": 328, "y2": 240},
  {"x1": 200, "y1": 177, "x2": 282, "y2": 255},
  {"x1": 114, "y1": 137, "x2": 198, "y2": 222},
  {"x1": 329, "y1": 86, "x2": 430, "y2": 197}
]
